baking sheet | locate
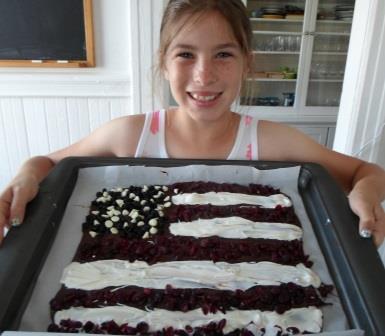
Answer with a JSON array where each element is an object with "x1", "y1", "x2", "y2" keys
[{"x1": 17, "y1": 164, "x2": 362, "y2": 335}]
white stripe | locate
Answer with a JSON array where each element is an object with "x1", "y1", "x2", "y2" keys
[
  {"x1": 172, "y1": 192, "x2": 292, "y2": 208},
  {"x1": 61, "y1": 260, "x2": 321, "y2": 290},
  {"x1": 54, "y1": 306, "x2": 322, "y2": 334},
  {"x1": 169, "y1": 216, "x2": 302, "y2": 240}
]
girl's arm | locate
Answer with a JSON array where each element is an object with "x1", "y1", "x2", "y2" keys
[
  {"x1": 0, "y1": 115, "x2": 144, "y2": 244},
  {"x1": 259, "y1": 120, "x2": 385, "y2": 246}
]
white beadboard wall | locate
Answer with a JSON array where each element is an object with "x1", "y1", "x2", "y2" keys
[{"x1": 0, "y1": 97, "x2": 130, "y2": 187}]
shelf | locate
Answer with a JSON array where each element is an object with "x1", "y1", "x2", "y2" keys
[
  {"x1": 253, "y1": 51, "x2": 300, "y2": 55},
  {"x1": 315, "y1": 32, "x2": 350, "y2": 36},
  {"x1": 309, "y1": 79, "x2": 343, "y2": 83},
  {"x1": 250, "y1": 18, "x2": 351, "y2": 25},
  {"x1": 247, "y1": 78, "x2": 297, "y2": 82},
  {"x1": 312, "y1": 52, "x2": 348, "y2": 56},
  {"x1": 250, "y1": 18, "x2": 303, "y2": 23},
  {"x1": 317, "y1": 19, "x2": 352, "y2": 24},
  {"x1": 253, "y1": 30, "x2": 302, "y2": 35}
]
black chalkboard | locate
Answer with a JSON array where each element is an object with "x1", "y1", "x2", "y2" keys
[{"x1": 0, "y1": 0, "x2": 94, "y2": 67}]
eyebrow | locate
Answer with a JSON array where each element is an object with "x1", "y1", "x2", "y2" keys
[{"x1": 171, "y1": 42, "x2": 239, "y2": 51}]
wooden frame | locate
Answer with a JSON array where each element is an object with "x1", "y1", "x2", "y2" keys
[{"x1": 0, "y1": 0, "x2": 95, "y2": 68}]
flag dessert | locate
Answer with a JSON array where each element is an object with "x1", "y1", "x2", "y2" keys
[{"x1": 48, "y1": 181, "x2": 333, "y2": 335}]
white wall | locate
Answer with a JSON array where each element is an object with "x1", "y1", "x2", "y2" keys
[
  {"x1": 334, "y1": 0, "x2": 385, "y2": 262},
  {"x1": 0, "y1": 0, "x2": 131, "y2": 191}
]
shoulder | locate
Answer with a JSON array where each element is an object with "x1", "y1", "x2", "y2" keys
[
  {"x1": 105, "y1": 114, "x2": 147, "y2": 156},
  {"x1": 258, "y1": 119, "x2": 338, "y2": 161},
  {"x1": 258, "y1": 120, "x2": 303, "y2": 159},
  {"x1": 257, "y1": 119, "x2": 364, "y2": 190}
]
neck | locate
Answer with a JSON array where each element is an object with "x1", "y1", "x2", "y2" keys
[
  {"x1": 169, "y1": 107, "x2": 237, "y2": 142},
  {"x1": 165, "y1": 108, "x2": 240, "y2": 159}
]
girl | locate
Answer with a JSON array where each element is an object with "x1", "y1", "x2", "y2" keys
[{"x1": 1, "y1": 0, "x2": 384, "y2": 245}]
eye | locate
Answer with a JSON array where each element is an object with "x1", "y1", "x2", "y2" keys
[
  {"x1": 216, "y1": 51, "x2": 233, "y2": 58},
  {"x1": 177, "y1": 52, "x2": 194, "y2": 59}
]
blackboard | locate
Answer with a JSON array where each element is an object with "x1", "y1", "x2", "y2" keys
[{"x1": 0, "y1": 0, "x2": 94, "y2": 67}]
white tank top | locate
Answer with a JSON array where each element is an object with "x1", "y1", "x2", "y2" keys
[{"x1": 135, "y1": 109, "x2": 259, "y2": 160}]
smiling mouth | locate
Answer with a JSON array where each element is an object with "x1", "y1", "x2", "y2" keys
[{"x1": 188, "y1": 92, "x2": 222, "y2": 102}]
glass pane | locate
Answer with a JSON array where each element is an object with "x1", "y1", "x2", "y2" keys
[
  {"x1": 306, "y1": 0, "x2": 355, "y2": 107},
  {"x1": 244, "y1": 0, "x2": 306, "y2": 107}
]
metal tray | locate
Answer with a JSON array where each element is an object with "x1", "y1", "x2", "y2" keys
[{"x1": 0, "y1": 157, "x2": 384, "y2": 335}]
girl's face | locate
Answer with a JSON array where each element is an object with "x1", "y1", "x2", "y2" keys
[{"x1": 164, "y1": 11, "x2": 248, "y2": 122}]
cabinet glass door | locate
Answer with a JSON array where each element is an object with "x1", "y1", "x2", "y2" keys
[
  {"x1": 305, "y1": 0, "x2": 355, "y2": 107},
  {"x1": 242, "y1": 0, "x2": 306, "y2": 107}
]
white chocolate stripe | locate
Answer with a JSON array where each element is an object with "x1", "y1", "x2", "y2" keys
[
  {"x1": 169, "y1": 216, "x2": 302, "y2": 240},
  {"x1": 54, "y1": 306, "x2": 322, "y2": 334},
  {"x1": 172, "y1": 192, "x2": 292, "y2": 208},
  {"x1": 61, "y1": 260, "x2": 321, "y2": 290}
]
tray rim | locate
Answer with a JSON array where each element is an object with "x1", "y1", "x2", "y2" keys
[{"x1": 0, "y1": 157, "x2": 384, "y2": 335}]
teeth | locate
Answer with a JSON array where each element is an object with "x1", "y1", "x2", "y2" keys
[{"x1": 190, "y1": 93, "x2": 218, "y2": 101}]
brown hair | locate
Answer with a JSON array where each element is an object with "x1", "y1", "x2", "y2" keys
[
  {"x1": 159, "y1": 0, "x2": 253, "y2": 70},
  {"x1": 154, "y1": 0, "x2": 255, "y2": 107}
]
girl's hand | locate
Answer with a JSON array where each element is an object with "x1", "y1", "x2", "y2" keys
[
  {"x1": 348, "y1": 189, "x2": 385, "y2": 246},
  {"x1": 0, "y1": 175, "x2": 39, "y2": 244}
]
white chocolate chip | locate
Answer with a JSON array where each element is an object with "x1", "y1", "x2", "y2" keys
[
  {"x1": 164, "y1": 202, "x2": 172, "y2": 208},
  {"x1": 111, "y1": 216, "x2": 120, "y2": 222},
  {"x1": 129, "y1": 209, "x2": 139, "y2": 217},
  {"x1": 101, "y1": 214, "x2": 109, "y2": 218},
  {"x1": 134, "y1": 196, "x2": 140, "y2": 202},
  {"x1": 140, "y1": 200, "x2": 147, "y2": 206},
  {"x1": 105, "y1": 220, "x2": 113, "y2": 228},
  {"x1": 123, "y1": 222, "x2": 129, "y2": 228},
  {"x1": 142, "y1": 232, "x2": 150, "y2": 239},
  {"x1": 110, "y1": 227, "x2": 119, "y2": 235},
  {"x1": 93, "y1": 219, "x2": 100, "y2": 225},
  {"x1": 129, "y1": 193, "x2": 136, "y2": 199},
  {"x1": 158, "y1": 211, "x2": 164, "y2": 217},
  {"x1": 149, "y1": 227, "x2": 158, "y2": 235},
  {"x1": 122, "y1": 210, "x2": 129, "y2": 216},
  {"x1": 149, "y1": 218, "x2": 158, "y2": 227},
  {"x1": 155, "y1": 186, "x2": 161, "y2": 190},
  {"x1": 107, "y1": 206, "x2": 115, "y2": 210},
  {"x1": 89, "y1": 231, "x2": 98, "y2": 238},
  {"x1": 162, "y1": 186, "x2": 168, "y2": 192},
  {"x1": 91, "y1": 211, "x2": 99, "y2": 215},
  {"x1": 142, "y1": 185, "x2": 149, "y2": 192},
  {"x1": 121, "y1": 189, "x2": 128, "y2": 197},
  {"x1": 103, "y1": 191, "x2": 109, "y2": 197},
  {"x1": 164, "y1": 196, "x2": 170, "y2": 201},
  {"x1": 143, "y1": 206, "x2": 150, "y2": 212},
  {"x1": 116, "y1": 199, "x2": 124, "y2": 207},
  {"x1": 137, "y1": 221, "x2": 145, "y2": 227},
  {"x1": 173, "y1": 188, "x2": 179, "y2": 194},
  {"x1": 116, "y1": 187, "x2": 123, "y2": 192}
]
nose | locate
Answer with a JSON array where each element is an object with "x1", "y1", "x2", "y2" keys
[{"x1": 193, "y1": 57, "x2": 218, "y2": 86}]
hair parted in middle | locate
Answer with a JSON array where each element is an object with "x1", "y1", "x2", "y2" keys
[
  {"x1": 153, "y1": 0, "x2": 256, "y2": 107},
  {"x1": 158, "y1": 0, "x2": 253, "y2": 71}
]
